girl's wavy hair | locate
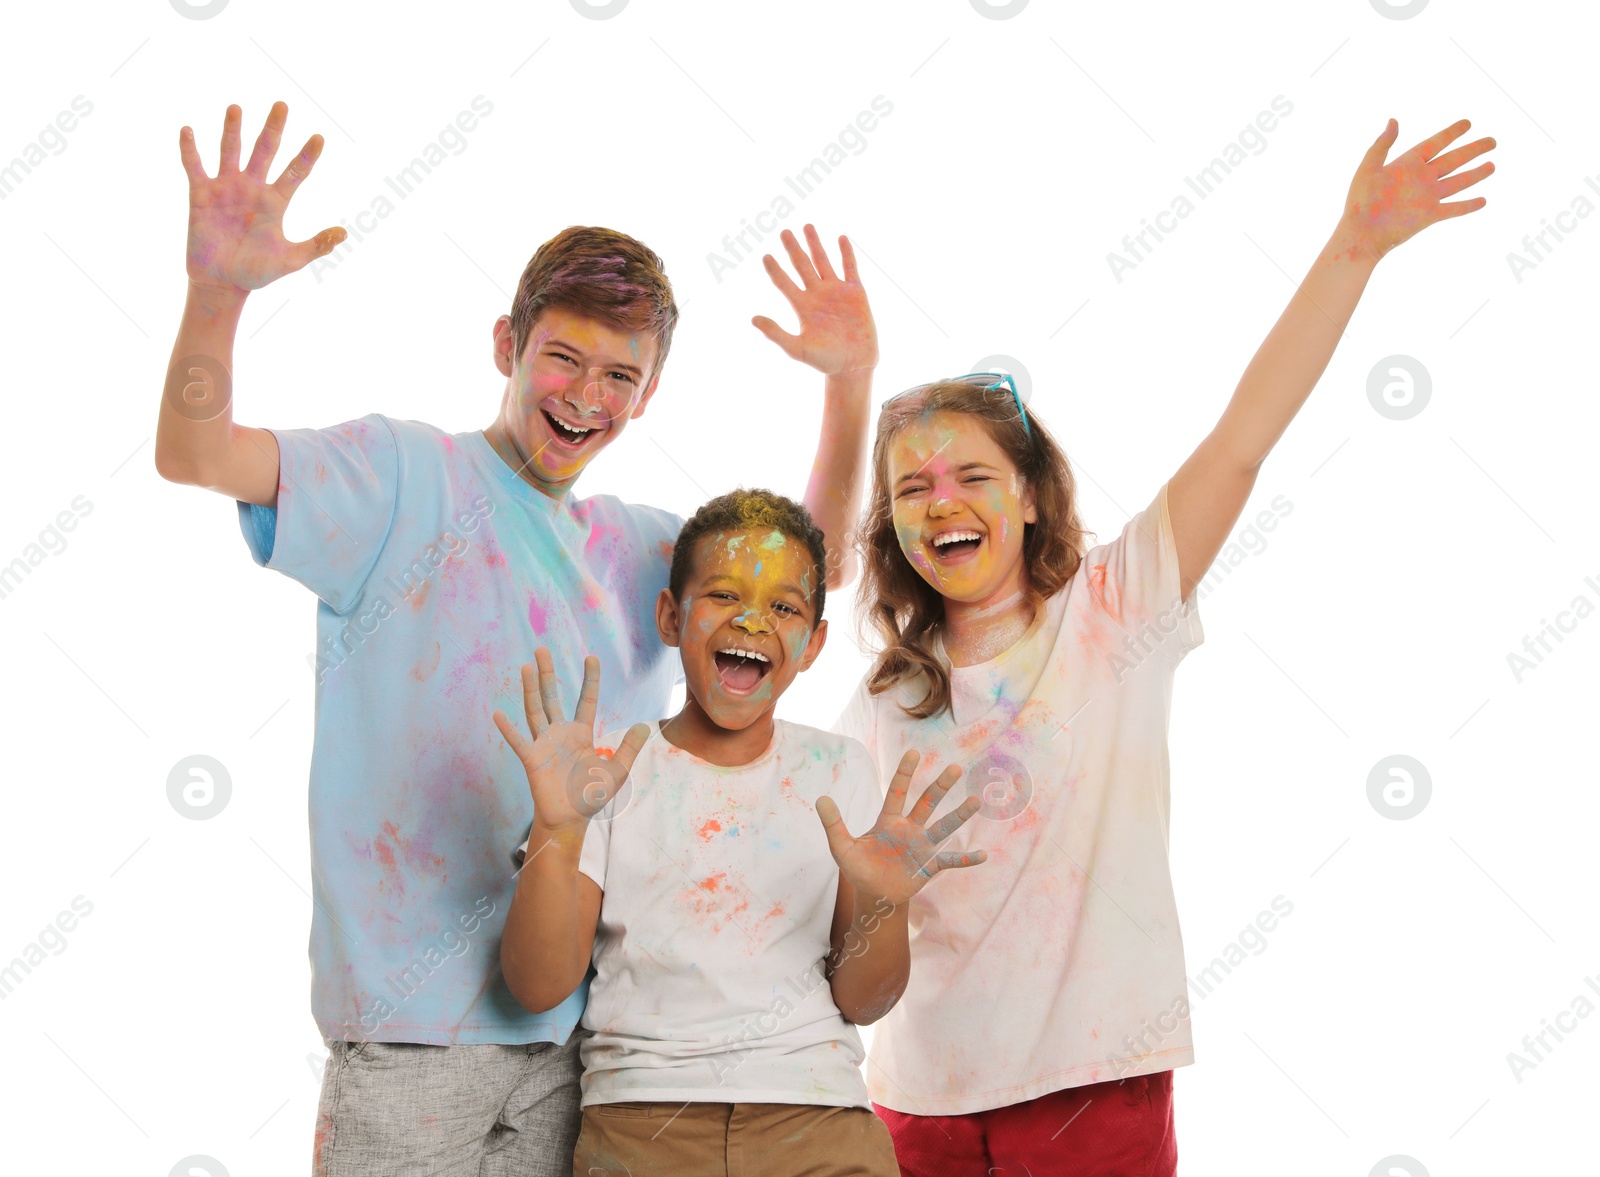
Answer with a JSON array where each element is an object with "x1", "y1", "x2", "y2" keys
[{"x1": 856, "y1": 380, "x2": 1089, "y2": 719}]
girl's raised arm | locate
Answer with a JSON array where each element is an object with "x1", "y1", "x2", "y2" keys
[{"x1": 1167, "y1": 118, "x2": 1495, "y2": 601}]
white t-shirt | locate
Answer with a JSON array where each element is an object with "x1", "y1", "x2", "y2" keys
[
  {"x1": 574, "y1": 720, "x2": 884, "y2": 1109},
  {"x1": 834, "y1": 482, "x2": 1204, "y2": 1115}
]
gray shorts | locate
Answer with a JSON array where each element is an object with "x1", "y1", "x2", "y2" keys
[{"x1": 313, "y1": 1033, "x2": 583, "y2": 1177}]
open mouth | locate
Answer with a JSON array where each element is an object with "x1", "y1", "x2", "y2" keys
[
  {"x1": 541, "y1": 409, "x2": 603, "y2": 449},
  {"x1": 713, "y1": 647, "x2": 772, "y2": 694},
  {"x1": 930, "y1": 529, "x2": 984, "y2": 562}
]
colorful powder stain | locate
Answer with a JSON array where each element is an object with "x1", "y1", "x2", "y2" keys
[
  {"x1": 411, "y1": 641, "x2": 441, "y2": 682},
  {"x1": 527, "y1": 596, "x2": 548, "y2": 636}
]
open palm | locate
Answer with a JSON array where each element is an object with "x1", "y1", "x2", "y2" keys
[
  {"x1": 1340, "y1": 118, "x2": 1495, "y2": 262},
  {"x1": 179, "y1": 101, "x2": 345, "y2": 294},
  {"x1": 494, "y1": 649, "x2": 651, "y2": 838},
  {"x1": 817, "y1": 750, "x2": 986, "y2": 905},
  {"x1": 753, "y1": 224, "x2": 878, "y2": 376}
]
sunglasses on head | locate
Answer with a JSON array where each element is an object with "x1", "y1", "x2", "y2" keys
[{"x1": 881, "y1": 371, "x2": 1031, "y2": 439}]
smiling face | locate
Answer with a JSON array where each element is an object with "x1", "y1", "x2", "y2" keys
[
  {"x1": 492, "y1": 307, "x2": 661, "y2": 493},
  {"x1": 658, "y1": 527, "x2": 827, "y2": 731},
  {"x1": 887, "y1": 410, "x2": 1037, "y2": 606}
]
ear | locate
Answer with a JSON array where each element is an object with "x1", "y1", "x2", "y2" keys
[
  {"x1": 655, "y1": 587, "x2": 682, "y2": 648},
  {"x1": 795, "y1": 618, "x2": 829, "y2": 673},
  {"x1": 629, "y1": 369, "x2": 663, "y2": 421},
  {"x1": 1021, "y1": 479, "x2": 1038, "y2": 526},
  {"x1": 492, "y1": 315, "x2": 516, "y2": 378}
]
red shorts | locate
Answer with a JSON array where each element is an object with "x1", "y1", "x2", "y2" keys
[{"x1": 873, "y1": 1071, "x2": 1176, "y2": 1177}]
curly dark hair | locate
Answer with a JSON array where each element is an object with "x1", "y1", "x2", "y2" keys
[{"x1": 669, "y1": 488, "x2": 828, "y2": 622}]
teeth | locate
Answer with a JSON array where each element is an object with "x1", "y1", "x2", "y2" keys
[
  {"x1": 718, "y1": 648, "x2": 770, "y2": 663},
  {"x1": 548, "y1": 414, "x2": 595, "y2": 436},
  {"x1": 932, "y1": 530, "x2": 982, "y2": 548}
]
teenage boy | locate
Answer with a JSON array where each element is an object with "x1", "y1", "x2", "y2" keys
[
  {"x1": 154, "y1": 102, "x2": 877, "y2": 1176},
  {"x1": 496, "y1": 490, "x2": 988, "y2": 1177}
]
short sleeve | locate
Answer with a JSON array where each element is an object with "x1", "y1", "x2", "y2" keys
[
  {"x1": 625, "y1": 502, "x2": 686, "y2": 685},
  {"x1": 576, "y1": 819, "x2": 609, "y2": 889},
  {"x1": 236, "y1": 413, "x2": 400, "y2": 615},
  {"x1": 576, "y1": 725, "x2": 642, "y2": 887},
  {"x1": 1084, "y1": 481, "x2": 1203, "y2": 663},
  {"x1": 831, "y1": 676, "x2": 880, "y2": 770},
  {"x1": 838, "y1": 735, "x2": 887, "y2": 833}
]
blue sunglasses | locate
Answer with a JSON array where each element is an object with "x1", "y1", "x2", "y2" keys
[{"x1": 882, "y1": 371, "x2": 1031, "y2": 438}]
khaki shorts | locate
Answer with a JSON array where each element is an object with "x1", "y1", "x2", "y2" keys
[{"x1": 574, "y1": 1100, "x2": 899, "y2": 1177}]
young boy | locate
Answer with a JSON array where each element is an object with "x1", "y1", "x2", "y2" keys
[
  {"x1": 155, "y1": 102, "x2": 877, "y2": 1176},
  {"x1": 495, "y1": 489, "x2": 988, "y2": 1177}
]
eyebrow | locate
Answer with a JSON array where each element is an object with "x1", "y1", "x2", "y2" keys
[
  {"x1": 895, "y1": 460, "x2": 998, "y2": 485},
  {"x1": 542, "y1": 338, "x2": 644, "y2": 378},
  {"x1": 701, "y1": 574, "x2": 812, "y2": 608}
]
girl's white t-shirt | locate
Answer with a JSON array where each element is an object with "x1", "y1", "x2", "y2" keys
[
  {"x1": 834, "y1": 482, "x2": 1204, "y2": 1115},
  {"x1": 575, "y1": 720, "x2": 884, "y2": 1109}
]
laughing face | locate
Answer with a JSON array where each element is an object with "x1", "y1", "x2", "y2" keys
[
  {"x1": 490, "y1": 307, "x2": 661, "y2": 494},
  {"x1": 657, "y1": 527, "x2": 827, "y2": 731},
  {"x1": 887, "y1": 410, "x2": 1037, "y2": 606}
]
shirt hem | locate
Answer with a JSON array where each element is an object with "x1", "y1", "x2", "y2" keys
[
  {"x1": 582, "y1": 1088, "x2": 871, "y2": 1110},
  {"x1": 316, "y1": 1020, "x2": 579, "y2": 1046},
  {"x1": 867, "y1": 1046, "x2": 1194, "y2": 1116}
]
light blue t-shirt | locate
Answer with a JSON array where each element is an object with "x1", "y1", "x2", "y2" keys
[{"x1": 238, "y1": 413, "x2": 683, "y2": 1045}]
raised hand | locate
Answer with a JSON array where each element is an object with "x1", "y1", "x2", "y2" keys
[
  {"x1": 493, "y1": 649, "x2": 652, "y2": 840},
  {"x1": 753, "y1": 224, "x2": 878, "y2": 377},
  {"x1": 817, "y1": 750, "x2": 986, "y2": 905},
  {"x1": 1337, "y1": 118, "x2": 1496, "y2": 263},
  {"x1": 179, "y1": 101, "x2": 346, "y2": 296}
]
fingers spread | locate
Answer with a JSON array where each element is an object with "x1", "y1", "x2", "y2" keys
[
  {"x1": 272, "y1": 134, "x2": 325, "y2": 198},
  {"x1": 1359, "y1": 118, "x2": 1398, "y2": 172},
  {"x1": 493, "y1": 709, "x2": 532, "y2": 761},
  {"x1": 285, "y1": 227, "x2": 347, "y2": 274},
  {"x1": 815, "y1": 795, "x2": 851, "y2": 862},
  {"x1": 838, "y1": 235, "x2": 860, "y2": 283},
  {"x1": 907, "y1": 762, "x2": 962, "y2": 826},
  {"x1": 1437, "y1": 161, "x2": 1493, "y2": 200},
  {"x1": 245, "y1": 100, "x2": 288, "y2": 180},
  {"x1": 1436, "y1": 196, "x2": 1488, "y2": 219},
  {"x1": 178, "y1": 126, "x2": 208, "y2": 185},
  {"x1": 936, "y1": 849, "x2": 987, "y2": 871},
  {"x1": 534, "y1": 647, "x2": 562, "y2": 726},
  {"x1": 761, "y1": 252, "x2": 803, "y2": 304},
  {"x1": 1432, "y1": 136, "x2": 1495, "y2": 179},
  {"x1": 883, "y1": 749, "x2": 919, "y2": 818},
  {"x1": 219, "y1": 104, "x2": 243, "y2": 173},
  {"x1": 575, "y1": 654, "x2": 601, "y2": 727},
  {"x1": 610, "y1": 722, "x2": 654, "y2": 775},
  {"x1": 519, "y1": 663, "x2": 544, "y2": 740},
  {"x1": 926, "y1": 795, "x2": 982, "y2": 844},
  {"x1": 751, "y1": 315, "x2": 802, "y2": 358},
  {"x1": 804, "y1": 223, "x2": 837, "y2": 281},
  {"x1": 1416, "y1": 118, "x2": 1472, "y2": 164},
  {"x1": 780, "y1": 228, "x2": 820, "y2": 288}
]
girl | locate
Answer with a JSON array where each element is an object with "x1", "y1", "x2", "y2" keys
[{"x1": 835, "y1": 118, "x2": 1495, "y2": 1175}]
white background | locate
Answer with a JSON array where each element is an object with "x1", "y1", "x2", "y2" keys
[{"x1": 1, "y1": 0, "x2": 1594, "y2": 1173}]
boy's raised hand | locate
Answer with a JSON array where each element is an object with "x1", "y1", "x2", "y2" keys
[
  {"x1": 494, "y1": 649, "x2": 651, "y2": 841},
  {"x1": 753, "y1": 225, "x2": 879, "y2": 377},
  {"x1": 179, "y1": 101, "x2": 346, "y2": 297},
  {"x1": 1338, "y1": 118, "x2": 1496, "y2": 263},
  {"x1": 817, "y1": 750, "x2": 986, "y2": 905}
]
